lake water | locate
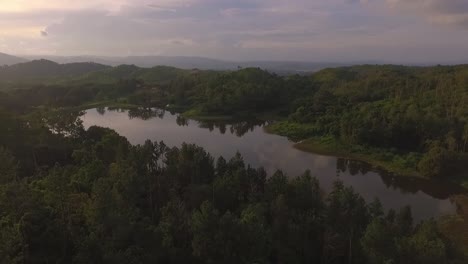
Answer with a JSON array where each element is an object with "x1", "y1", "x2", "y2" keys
[{"x1": 81, "y1": 107, "x2": 467, "y2": 221}]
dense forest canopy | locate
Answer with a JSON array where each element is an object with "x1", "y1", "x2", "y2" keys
[
  {"x1": 0, "y1": 110, "x2": 466, "y2": 263},
  {"x1": 0, "y1": 60, "x2": 467, "y2": 263},
  {"x1": 1, "y1": 62, "x2": 466, "y2": 180}
]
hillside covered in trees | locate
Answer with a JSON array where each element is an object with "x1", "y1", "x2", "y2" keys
[
  {"x1": 0, "y1": 60, "x2": 110, "y2": 83},
  {"x1": 1, "y1": 62, "x2": 466, "y2": 182}
]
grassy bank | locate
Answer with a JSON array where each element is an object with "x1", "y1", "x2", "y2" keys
[
  {"x1": 293, "y1": 136, "x2": 468, "y2": 189},
  {"x1": 293, "y1": 136, "x2": 422, "y2": 178},
  {"x1": 266, "y1": 121, "x2": 468, "y2": 187},
  {"x1": 264, "y1": 121, "x2": 322, "y2": 141},
  {"x1": 266, "y1": 121, "x2": 423, "y2": 178}
]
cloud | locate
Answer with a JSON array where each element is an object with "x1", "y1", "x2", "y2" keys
[
  {"x1": 0, "y1": 0, "x2": 467, "y2": 62},
  {"x1": 169, "y1": 38, "x2": 194, "y2": 45},
  {"x1": 385, "y1": 0, "x2": 468, "y2": 28},
  {"x1": 0, "y1": 0, "x2": 125, "y2": 12},
  {"x1": 147, "y1": 4, "x2": 177, "y2": 12}
]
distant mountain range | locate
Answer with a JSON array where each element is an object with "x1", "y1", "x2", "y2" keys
[
  {"x1": 0, "y1": 52, "x2": 28, "y2": 66},
  {"x1": 1, "y1": 52, "x2": 464, "y2": 75},
  {"x1": 0, "y1": 58, "x2": 206, "y2": 85},
  {"x1": 23, "y1": 55, "x2": 362, "y2": 74}
]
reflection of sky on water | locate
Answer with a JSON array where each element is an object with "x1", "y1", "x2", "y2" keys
[{"x1": 81, "y1": 108, "x2": 464, "y2": 222}]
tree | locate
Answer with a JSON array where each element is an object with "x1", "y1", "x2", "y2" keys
[
  {"x1": 0, "y1": 147, "x2": 17, "y2": 184},
  {"x1": 326, "y1": 181, "x2": 369, "y2": 263},
  {"x1": 264, "y1": 170, "x2": 288, "y2": 202},
  {"x1": 42, "y1": 110, "x2": 85, "y2": 139},
  {"x1": 418, "y1": 143, "x2": 450, "y2": 178},
  {"x1": 19, "y1": 208, "x2": 64, "y2": 263},
  {"x1": 165, "y1": 143, "x2": 215, "y2": 187},
  {"x1": 239, "y1": 204, "x2": 270, "y2": 262},
  {"x1": 287, "y1": 170, "x2": 322, "y2": 212},
  {"x1": 396, "y1": 220, "x2": 447, "y2": 264},
  {"x1": 191, "y1": 201, "x2": 221, "y2": 263},
  {"x1": 0, "y1": 216, "x2": 24, "y2": 264},
  {"x1": 159, "y1": 196, "x2": 192, "y2": 262},
  {"x1": 270, "y1": 194, "x2": 296, "y2": 263},
  {"x1": 361, "y1": 219, "x2": 397, "y2": 264},
  {"x1": 212, "y1": 174, "x2": 240, "y2": 212},
  {"x1": 463, "y1": 124, "x2": 468, "y2": 152},
  {"x1": 368, "y1": 198, "x2": 384, "y2": 220},
  {"x1": 216, "y1": 156, "x2": 227, "y2": 177},
  {"x1": 395, "y1": 206, "x2": 413, "y2": 237}
]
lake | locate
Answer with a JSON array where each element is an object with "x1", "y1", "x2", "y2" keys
[{"x1": 81, "y1": 107, "x2": 467, "y2": 221}]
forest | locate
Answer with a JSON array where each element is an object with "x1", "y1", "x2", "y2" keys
[
  {"x1": 0, "y1": 60, "x2": 467, "y2": 263},
  {"x1": 1, "y1": 61, "x2": 467, "y2": 182},
  {"x1": 0, "y1": 108, "x2": 466, "y2": 263}
]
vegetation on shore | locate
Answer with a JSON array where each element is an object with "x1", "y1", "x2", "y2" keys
[
  {"x1": 267, "y1": 120, "x2": 468, "y2": 188},
  {"x1": 169, "y1": 65, "x2": 468, "y2": 183},
  {"x1": 1, "y1": 62, "x2": 467, "y2": 183},
  {"x1": 181, "y1": 108, "x2": 236, "y2": 121},
  {"x1": 295, "y1": 136, "x2": 420, "y2": 177}
]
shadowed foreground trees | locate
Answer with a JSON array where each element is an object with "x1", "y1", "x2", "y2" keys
[{"x1": 0, "y1": 120, "x2": 466, "y2": 263}]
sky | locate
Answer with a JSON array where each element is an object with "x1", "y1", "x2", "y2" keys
[{"x1": 0, "y1": 0, "x2": 468, "y2": 63}]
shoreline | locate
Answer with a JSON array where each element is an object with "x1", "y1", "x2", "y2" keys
[
  {"x1": 293, "y1": 137, "x2": 421, "y2": 178},
  {"x1": 67, "y1": 103, "x2": 468, "y2": 189},
  {"x1": 265, "y1": 123, "x2": 468, "y2": 189},
  {"x1": 292, "y1": 138, "x2": 468, "y2": 189}
]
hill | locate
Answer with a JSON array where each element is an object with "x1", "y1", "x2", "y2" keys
[
  {"x1": 0, "y1": 59, "x2": 110, "y2": 81},
  {"x1": 74, "y1": 64, "x2": 193, "y2": 85},
  {"x1": 25, "y1": 55, "x2": 240, "y2": 69},
  {"x1": 0, "y1": 52, "x2": 28, "y2": 66},
  {"x1": 24, "y1": 55, "x2": 359, "y2": 74}
]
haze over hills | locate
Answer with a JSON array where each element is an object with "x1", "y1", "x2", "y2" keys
[
  {"x1": 0, "y1": 59, "x2": 110, "y2": 81},
  {"x1": 23, "y1": 54, "x2": 370, "y2": 73},
  {"x1": 1, "y1": 55, "x2": 467, "y2": 88},
  {"x1": 0, "y1": 57, "x2": 366, "y2": 86},
  {"x1": 0, "y1": 52, "x2": 28, "y2": 66},
  {"x1": 0, "y1": 52, "x2": 460, "y2": 75}
]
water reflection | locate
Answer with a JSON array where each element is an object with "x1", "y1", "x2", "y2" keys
[
  {"x1": 176, "y1": 115, "x2": 189, "y2": 126},
  {"x1": 80, "y1": 107, "x2": 467, "y2": 221},
  {"x1": 336, "y1": 158, "x2": 466, "y2": 200},
  {"x1": 96, "y1": 107, "x2": 106, "y2": 115},
  {"x1": 198, "y1": 120, "x2": 269, "y2": 137},
  {"x1": 128, "y1": 108, "x2": 165, "y2": 120},
  {"x1": 113, "y1": 107, "x2": 269, "y2": 137}
]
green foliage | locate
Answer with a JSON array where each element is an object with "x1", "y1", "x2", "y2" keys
[
  {"x1": 0, "y1": 116, "x2": 464, "y2": 263},
  {"x1": 0, "y1": 63, "x2": 467, "y2": 263},
  {"x1": 0, "y1": 147, "x2": 17, "y2": 184},
  {"x1": 418, "y1": 143, "x2": 451, "y2": 178},
  {"x1": 274, "y1": 65, "x2": 467, "y2": 179},
  {"x1": 397, "y1": 220, "x2": 448, "y2": 264},
  {"x1": 2, "y1": 63, "x2": 467, "y2": 180},
  {"x1": 266, "y1": 121, "x2": 321, "y2": 141},
  {"x1": 159, "y1": 196, "x2": 192, "y2": 262},
  {"x1": 0, "y1": 216, "x2": 23, "y2": 263},
  {"x1": 361, "y1": 219, "x2": 397, "y2": 264}
]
